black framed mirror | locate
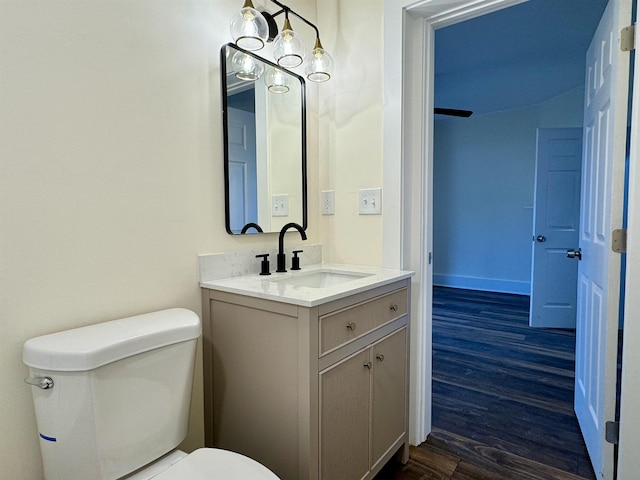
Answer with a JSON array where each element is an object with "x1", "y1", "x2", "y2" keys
[{"x1": 221, "y1": 43, "x2": 307, "y2": 235}]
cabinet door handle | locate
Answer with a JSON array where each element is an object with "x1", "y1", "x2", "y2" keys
[
  {"x1": 364, "y1": 362, "x2": 372, "y2": 369},
  {"x1": 346, "y1": 322, "x2": 356, "y2": 331},
  {"x1": 376, "y1": 354, "x2": 384, "y2": 362},
  {"x1": 389, "y1": 304, "x2": 398, "y2": 312}
]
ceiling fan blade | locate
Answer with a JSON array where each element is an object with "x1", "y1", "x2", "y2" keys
[{"x1": 434, "y1": 108, "x2": 473, "y2": 117}]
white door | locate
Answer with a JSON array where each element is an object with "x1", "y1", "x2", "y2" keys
[
  {"x1": 574, "y1": 0, "x2": 631, "y2": 477},
  {"x1": 530, "y1": 128, "x2": 582, "y2": 328}
]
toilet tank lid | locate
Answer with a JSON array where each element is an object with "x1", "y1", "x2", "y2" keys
[{"x1": 23, "y1": 308, "x2": 201, "y2": 371}]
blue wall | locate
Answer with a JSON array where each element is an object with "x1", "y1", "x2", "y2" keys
[{"x1": 433, "y1": 88, "x2": 585, "y2": 294}]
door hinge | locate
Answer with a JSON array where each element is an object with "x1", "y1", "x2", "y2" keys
[
  {"x1": 612, "y1": 229, "x2": 627, "y2": 253},
  {"x1": 428, "y1": 252, "x2": 433, "y2": 265},
  {"x1": 621, "y1": 24, "x2": 636, "y2": 52},
  {"x1": 605, "y1": 421, "x2": 620, "y2": 445}
]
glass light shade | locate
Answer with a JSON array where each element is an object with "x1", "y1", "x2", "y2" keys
[
  {"x1": 264, "y1": 67, "x2": 290, "y2": 94},
  {"x1": 273, "y1": 19, "x2": 305, "y2": 68},
  {"x1": 304, "y1": 40, "x2": 334, "y2": 82},
  {"x1": 232, "y1": 50, "x2": 264, "y2": 81},
  {"x1": 304, "y1": 47, "x2": 334, "y2": 82},
  {"x1": 230, "y1": 1, "x2": 269, "y2": 51}
]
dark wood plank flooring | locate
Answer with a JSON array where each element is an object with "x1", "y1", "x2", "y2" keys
[{"x1": 376, "y1": 287, "x2": 595, "y2": 480}]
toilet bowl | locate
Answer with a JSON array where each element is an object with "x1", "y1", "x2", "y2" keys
[
  {"x1": 23, "y1": 308, "x2": 280, "y2": 480},
  {"x1": 126, "y1": 449, "x2": 279, "y2": 480}
]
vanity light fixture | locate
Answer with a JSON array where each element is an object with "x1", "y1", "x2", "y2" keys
[
  {"x1": 229, "y1": 0, "x2": 334, "y2": 82},
  {"x1": 230, "y1": 0, "x2": 269, "y2": 51},
  {"x1": 304, "y1": 37, "x2": 333, "y2": 82},
  {"x1": 272, "y1": 13, "x2": 305, "y2": 68}
]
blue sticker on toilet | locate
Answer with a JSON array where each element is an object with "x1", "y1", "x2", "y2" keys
[{"x1": 39, "y1": 433, "x2": 56, "y2": 442}]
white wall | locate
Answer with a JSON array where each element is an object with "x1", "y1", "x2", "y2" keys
[
  {"x1": 0, "y1": 1, "x2": 319, "y2": 478},
  {"x1": 432, "y1": 87, "x2": 584, "y2": 294},
  {"x1": 317, "y1": 0, "x2": 386, "y2": 266}
]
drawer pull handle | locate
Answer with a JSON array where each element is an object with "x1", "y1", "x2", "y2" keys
[
  {"x1": 376, "y1": 354, "x2": 385, "y2": 362},
  {"x1": 364, "y1": 362, "x2": 372, "y2": 369},
  {"x1": 346, "y1": 322, "x2": 356, "y2": 331},
  {"x1": 390, "y1": 304, "x2": 398, "y2": 312}
]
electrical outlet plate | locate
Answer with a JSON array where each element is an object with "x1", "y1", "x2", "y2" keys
[
  {"x1": 321, "y1": 190, "x2": 335, "y2": 215},
  {"x1": 272, "y1": 194, "x2": 289, "y2": 217},
  {"x1": 359, "y1": 188, "x2": 382, "y2": 215}
]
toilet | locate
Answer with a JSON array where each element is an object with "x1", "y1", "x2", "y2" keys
[{"x1": 23, "y1": 308, "x2": 279, "y2": 480}]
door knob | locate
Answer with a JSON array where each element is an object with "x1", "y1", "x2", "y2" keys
[
  {"x1": 567, "y1": 248, "x2": 582, "y2": 260},
  {"x1": 536, "y1": 235, "x2": 546, "y2": 243}
]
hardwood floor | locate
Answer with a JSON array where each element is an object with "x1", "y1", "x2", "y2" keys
[{"x1": 376, "y1": 287, "x2": 595, "y2": 480}]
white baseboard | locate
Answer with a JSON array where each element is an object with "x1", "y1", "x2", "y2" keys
[{"x1": 433, "y1": 274, "x2": 530, "y2": 295}]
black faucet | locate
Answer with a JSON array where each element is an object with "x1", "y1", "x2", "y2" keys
[{"x1": 276, "y1": 222, "x2": 307, "y2": 272}]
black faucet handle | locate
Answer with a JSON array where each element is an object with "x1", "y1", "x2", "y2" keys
[
  {"x1": 291, "y1": 250, "x2": 303, "y2": 270},
  {"x1": 256, "y1": 254, "x2": 271, "y2": 276}
]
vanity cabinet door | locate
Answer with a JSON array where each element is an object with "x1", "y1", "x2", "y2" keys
[
  {"x1": 319, "y1": 327, "x2": 408, "y2": 480},
  {"x1": 371, "y1": 327, "x2": 408, "y2": 469},
  {"x1": 319, "y1": 349, "x2": 371, "y2": 480}
]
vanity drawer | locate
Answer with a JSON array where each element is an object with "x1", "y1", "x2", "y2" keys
[{"x1": 319, "y1": 288, "x2": 407, "y2": 356}]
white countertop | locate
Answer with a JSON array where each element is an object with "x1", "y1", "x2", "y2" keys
[{"x1": 200, "y1": 263, "x2": 414, "y2": 307}]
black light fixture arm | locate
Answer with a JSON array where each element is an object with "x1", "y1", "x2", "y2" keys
[{"x1": 264, "y1": 0, "x2": 321, "y2": 39}]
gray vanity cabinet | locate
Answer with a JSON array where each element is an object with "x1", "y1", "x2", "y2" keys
[
  {"x1": 320, "y1": 327, "x2": 408, "y2": 480},
  {"x1": 201, "y1": 279, "x2": 410, "y2": 480}
]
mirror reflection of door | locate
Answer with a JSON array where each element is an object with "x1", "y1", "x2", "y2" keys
[{"x1": 227, "y1": 90, "x2": 258, "y2": 234}]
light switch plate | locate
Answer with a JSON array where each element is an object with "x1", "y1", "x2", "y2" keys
[
  {"x1": 359, "y1": 188, "x2": 382, "y2": 215},
  {"x1": 272, "y1": 194, "x2": 289, "y2": 216},
  {"x1": 321, "y1": 190, "x2": 335, "y2": 215}
]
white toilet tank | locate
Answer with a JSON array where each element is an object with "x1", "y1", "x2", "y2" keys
[{"x1": 23, "y1": 308, "x2": 201, "y2": 480}]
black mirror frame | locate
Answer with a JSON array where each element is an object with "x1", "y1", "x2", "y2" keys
[{"x1": 221, "y1": 43, "x2": 308, "y2": 235}]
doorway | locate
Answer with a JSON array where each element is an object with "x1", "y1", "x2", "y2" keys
[
  {"x1": 429, "y1": 5, "x2": 600, "y2": 475},
  {"x1": 382, "y1": 0, "x2": 638, "y2": 476},
  {"x1": 434, "y1": 2, "x2": 628, "y2": 478}
]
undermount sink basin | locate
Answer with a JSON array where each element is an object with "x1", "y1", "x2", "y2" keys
[{"x1": 270, "y1": 269, "x2": 373, "y2": 288}]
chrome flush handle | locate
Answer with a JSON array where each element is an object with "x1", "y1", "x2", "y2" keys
[{"x1": 24, "y1": 376, "x2": 54, "y2": 390}]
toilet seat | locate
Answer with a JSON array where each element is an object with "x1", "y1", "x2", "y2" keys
[{"x1": 151, "y1": 448, "x2": 280, "y2": 480}]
